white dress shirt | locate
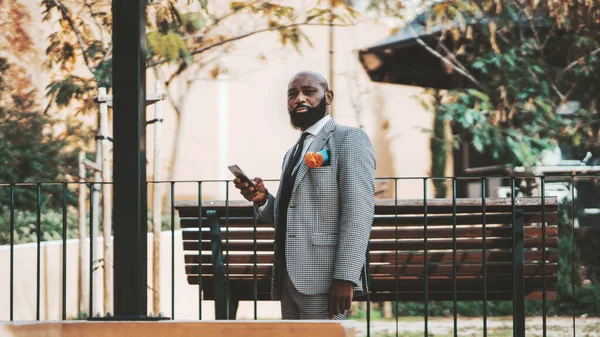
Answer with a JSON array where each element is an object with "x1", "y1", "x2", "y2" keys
[
  {"x1": 292, "y1": 114, "x2": 332, "y2": 174},
  {"x1": 259, "y1": 114, "x2": 332, "y2": 210}
]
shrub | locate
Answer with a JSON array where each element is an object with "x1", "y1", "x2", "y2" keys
[{"x1": 0, "y1": 206, "x2": 78, "y2": 245}]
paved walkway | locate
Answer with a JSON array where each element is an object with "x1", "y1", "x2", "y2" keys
[{"x1": 353, "y1": 316, "x2": 600, "y2": 337}]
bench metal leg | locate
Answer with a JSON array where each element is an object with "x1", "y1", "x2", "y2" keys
[
  {"x1": 228, "y1": 298, "x2": 239, "y2": 319},
  {"x1": 207, "y1": 210, "x2": 237, "y2": 319},
  {"x1": 513, "y1": 209, "x2": 525, "y2": 337}
]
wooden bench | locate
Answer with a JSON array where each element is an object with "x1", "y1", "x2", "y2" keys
[{"x1": 175, "y1": 197, "x2": 558, "y2": 325}]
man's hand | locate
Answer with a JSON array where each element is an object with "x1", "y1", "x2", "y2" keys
[
  {"x1": 328, "y1": 279, "x2": 354, "y2": 319},
  {"x1": 233, "y1": 177, "x2": 267, "y2": 204}
]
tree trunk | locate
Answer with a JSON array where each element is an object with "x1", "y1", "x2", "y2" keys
[
  {"x1": 98, "y1": 87, "x2": 113, "y2": 315},
  {"x1": 78, "y1": 152, "x2": 89, "y2": 316},
  {"x1": 430, "y1": 90, "x2": 447, "y2": 198},
  {"x1": 383, "y1": 301, "x2": 393, "y2": 318},
  {"x1": 167, "y1": 107, "x2": 182, "y2": 183},
  {"x1": 92, "y1": 138, "x2": 101, "y2": 315},
  {"x1": 152, "y1": 82, "x2": 164, "y2": 315}
]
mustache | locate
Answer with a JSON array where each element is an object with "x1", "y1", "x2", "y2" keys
[{"x1": 292, "y1": 104, "x2": 311, "y2": 112}]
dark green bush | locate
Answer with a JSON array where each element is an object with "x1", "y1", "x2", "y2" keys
[{"x1": 0, "y1": 206, "x2": 78, "y2": 245}]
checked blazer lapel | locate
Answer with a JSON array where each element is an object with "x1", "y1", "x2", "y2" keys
[{"x1": 292, "y1": 118, "x2": 337, "y2": 194}]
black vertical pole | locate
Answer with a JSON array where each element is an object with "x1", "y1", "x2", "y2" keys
[
  {"x1": 512, "y1": 210, "x2": 525, "y2": 337},
  {"x1": 10, "y1": 184, "x2": 15, "y2": 321},
  {"x1": 36, "y1": 183, "x2": 41, "y2": 321},
  {"x1": 112, "y1": 0, "x2": 148, "y2": 319},
  {"x1": 89, "y1": 183, "x2": 94, "y2": 317},
  {"x1": 511, "y1": 178, "x2": 525, "y2": 337},
  {"x1": 452, "y1": 178, "x2": 457, "y2": 337},
  {"x1": 423, "y1": 178, "x2": 428, "y2": 337},
  {"x1": 62, "y1": 183, "x2": 68, "y2": 320},
  {"x1": 171, "y1": 182, "x2": 176, "y2": 319}
]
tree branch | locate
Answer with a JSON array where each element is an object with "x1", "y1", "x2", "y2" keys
[
  {"x1": 84, "y1": 0, "x2": 105, "y2": 44},
  {"x1": 407, "y1": 25, "x2": 489, "y2": 92},
  {"x1": 563, "y1": 81, "x2": 579, "y2": 102},
  {"x1": 148, "y1": 22, "x2": 354, "y2": 67},
  {"x1": 550, "y1": 82, "x2": 565, "y2": 102},
  {"x1": 436, "y1": 40, "x2": 470, "y2": 74},
  {"x1": 560, "y1": 48, "x2": 600, "y2": 76},
  {"x1": 526, "y1": 66, "x2": 565, "y2": 101},
  {"x1": 102, "y1": 42, "x2": 112, "y2": 63},
  {"x1": 541, "y1": 23, "x2": 556, "y2": 51},
  {"x1": 155, "y1": 68, "x2": 182, "y2": 118},
  {"x1": 52, "y1": 0, "x2": 95, "y2": 75},
  {"x1": 512, "y1": 0, "x2": 542, "y2": 50}
]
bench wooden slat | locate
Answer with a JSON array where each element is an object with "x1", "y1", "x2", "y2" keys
[
  {"x1": 194, "y1": 291, "x2": 556, "y2": 301},
  {"x1": 179, "y1": 212, "x2": 558, "y2": 228},
  {"x1": 374, "y1": 197, "x2": 558, "y2": 214},
  {"x1": 373, "y1": 212, "x2": 557, "y2": 225},
  {"x1": 182, "y1": 237, "x2": 558, "y2": 252},
  {"x1": 186, "y1": 263, "x2": 557, "y2": 276},
  {"x1": 194, "y1": 282, "x2": 558, "y2": 293},
  {"x1": 181, "y1": 226, "x2": 557, "y2": 241},
  {"x1": 180, "y1": 217, "x2": 271, "y2": 227},
  {"x1": 524, "y1": 290, "x2": 558, "y2": 301},
  {"x1": 367, "y1": 274, "x2": 558, "y2": 282},
  {"x1": 184, "y1": 251, "x2": 559, "y2": 265},
  {"x1": 174, "y1": 197, "x2": 558, "y2": 217},
  {"x1": 191, "y1": 278, "x2": 557, "y2": 301},
  {"x1": 189, "y1": 273, "x2": 557, "y2": 284},
  {"x1": 366, "y1": 291, "x2": 556, "y2": 301},
  {"x1": 195, "y1": 288, "x2": 558, "y2": 301}
]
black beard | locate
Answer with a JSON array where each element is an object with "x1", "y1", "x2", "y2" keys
[{"x1": 288, "y1": 97, "x2": 327, "y2": 130}]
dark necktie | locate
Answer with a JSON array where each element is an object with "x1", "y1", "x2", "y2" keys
[{"x1": 281, "y1": 132, "x2": 309, "y2": 185}]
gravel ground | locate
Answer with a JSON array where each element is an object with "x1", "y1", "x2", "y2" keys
[{"x1": 352, "y1": 316, "x2": 600, "y2": 337}]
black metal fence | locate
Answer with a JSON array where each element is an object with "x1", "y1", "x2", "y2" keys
[{"x1": 2, "y1": 175, "x2": 599, "y2": 337}]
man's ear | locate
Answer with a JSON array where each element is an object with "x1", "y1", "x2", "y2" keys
[{"x1": 325, "y1": 90, "x2": 334, "y2": 105}]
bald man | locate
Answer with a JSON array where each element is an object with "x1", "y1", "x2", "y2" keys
[{"x1": 234, "y1": 71, "x2": 376, "y2": 320}]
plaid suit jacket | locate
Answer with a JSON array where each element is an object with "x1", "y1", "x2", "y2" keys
[{"x1": 255, "y1": 118, "x2": 376, "y2": 300}]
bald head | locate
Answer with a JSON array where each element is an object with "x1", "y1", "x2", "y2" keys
[{"x1": 288, "y1": 71, "x2": 329, "y2": 91}]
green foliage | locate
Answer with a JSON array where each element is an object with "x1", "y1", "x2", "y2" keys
[
  {"x1": 0, "y1": 207, "x2": 78, "y2": 245},
  {"x1": 68, "y1": 311, "x2": 89, "y2": 320},
  {"x1": 46, "y1": 75, "x2": 93, "y2": 108},
  {"x1": 0, "y1": 58, "x2": 86, "y2": 210},
  {"x1": 146, "y1": 211, "x2": 179, "y2": 232},
  {"x1": 384, "y1": 0, "x2": 600, "y2": 167},
  {"x1": 347, "y1": 304, "x2": 383, "y2": 320},
  {"x1": 147, "y1": 30, "x2": 189, "y2": 64},
  {"x1": 41, "y1": 0, "x2": 350, "y2": 114}
]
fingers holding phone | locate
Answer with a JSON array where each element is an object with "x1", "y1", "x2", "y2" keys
[
  {"x1": 229, "y1": 165, "x2": 267, "y2": 203},
  {"x1": 234, "y1": 177, "x2": 266, "y2": 202}
]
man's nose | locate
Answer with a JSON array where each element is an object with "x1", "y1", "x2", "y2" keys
[{"x1": 295, "y1": 93, "x2": 307, "y2": 105}]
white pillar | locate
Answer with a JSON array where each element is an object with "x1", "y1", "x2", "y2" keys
[{"x1": 217, "y1": 62, "x2": 230, "y2": 199}]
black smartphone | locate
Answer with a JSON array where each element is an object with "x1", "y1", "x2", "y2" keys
[{"x1": 228, "y1": 165, "x2": 258, "y2": 191}]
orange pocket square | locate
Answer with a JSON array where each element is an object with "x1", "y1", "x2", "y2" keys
[{"x1": 304, "y1": 149, "x2": 329, "y2": 168}]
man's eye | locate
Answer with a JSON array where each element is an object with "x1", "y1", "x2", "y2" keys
[{"x1": 288, "y1": 92, "x2": 297, "y2": 97}]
